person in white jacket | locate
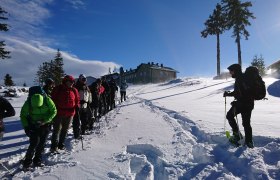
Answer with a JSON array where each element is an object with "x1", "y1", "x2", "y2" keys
[{"x1": 73, "y1": 74, "x2": 92, "y2": 138}]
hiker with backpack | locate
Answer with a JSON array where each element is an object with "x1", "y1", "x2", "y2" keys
[
  {"x1": 73, "y1": 74, "x2": 92, "y2": 138},
  {"x1": 50, "y1": 75, "x2": 80, "y2": 153},
  {"x1": 20, "y1": 86, "x2": 57, "y2": 168},
  {"x1": 0, "y1": 96, "x2": 16, "y2": 140},
  {"x1": 223, "y1": 64, "x2": 259, "y2": 148}
]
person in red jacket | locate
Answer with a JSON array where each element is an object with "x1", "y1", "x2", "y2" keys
[{"x1": 50, "y1": 75, "x2": 80, "y2": 152}]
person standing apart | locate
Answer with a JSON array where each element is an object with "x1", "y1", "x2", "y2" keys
[
  {"x1": 120, "y1": 80, "x2": 128, "y2": 102},
  {"x1": 223, "y1": 64, "x2": 255, "y2": 148}
]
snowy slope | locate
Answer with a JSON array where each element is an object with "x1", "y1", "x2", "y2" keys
[{"x1": 0, "y1": 77, "x2": 280, "y2": 179}]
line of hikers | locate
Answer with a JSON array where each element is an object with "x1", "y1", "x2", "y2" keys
[
  {"x1": 19, "y1": 74, "x2": 128, "y2": 169},
  {"x1": 1, "y1": 63, "x2": 262, "y2": 171}
]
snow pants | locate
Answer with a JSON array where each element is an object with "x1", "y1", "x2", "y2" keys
[
  {"x1": 51, "y1": 116, "x2": 73, "y2": 149},
  {"x1": 73, "y1": 108, "x2": 88, "y2": 138},
  {"x1": 226, "y1": 101, "x2": 254, "y2": 143},
  {"x1": 23, "y1": 124, "x2": 49, "y2": 166},
  {"x1": 120, "y1": 91, "x2": 126, "y2": 102}
]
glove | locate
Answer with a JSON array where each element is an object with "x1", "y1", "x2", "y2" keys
[
  {"x1": 24, "y1": 127, "x2": 31, "y2": 137},
  {"x1": 35, "y1": 120, "x2": 45, "y2": 128},
  {"x1": 223, "y1": 91, "x2": 230, "y2": 97}
]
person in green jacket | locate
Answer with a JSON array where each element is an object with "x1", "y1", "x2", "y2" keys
[{"x1": 20, "y1": 93, "x2": 57, "y2": 168}]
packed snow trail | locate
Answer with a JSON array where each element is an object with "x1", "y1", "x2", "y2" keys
[{"x1": 1, "y1": 78, "x2": 280, "y2": 179}]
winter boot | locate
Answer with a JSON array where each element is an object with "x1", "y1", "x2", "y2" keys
[
  {"x1": 58, "y1": 143, "x2": 65, "y2": 150},
  {"x1": 229, "y1": 131, "x2": 243, "y2": 146},
  {"x1": 22, "y1": 159, "x2": 32, "y2": 170},
  {"x1": 50, "y1": 147, "x2": 58, "y2": 154},
  {"x1": 33, "y1": 158, "x2": 45, "y2": 167},
  {"x1": 245, "y1": 141, "x2": 254, "y2": 148}
]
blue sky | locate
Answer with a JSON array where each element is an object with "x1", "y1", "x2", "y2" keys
[{"x1": 1, "y1": 0, "x2": 280, "y2": 84}]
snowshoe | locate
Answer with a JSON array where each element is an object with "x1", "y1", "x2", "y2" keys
[
  {"x1": 226, "y1": 131, "x2": 242, "y2": 147},
  {"x1": 228, "y1": 137, "x2": 241, "y2": 147}
]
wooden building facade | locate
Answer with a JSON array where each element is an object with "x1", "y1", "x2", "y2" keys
[{"x1": 122, "y1": 62, "x2": 177, "y2": 84}]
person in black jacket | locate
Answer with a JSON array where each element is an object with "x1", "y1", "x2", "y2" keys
[
  {"x1": 223, "y1": 64, "x2": 254, "y2": 148},
  {"x1": 0, "y1": 96, "x2": 16, "y2": 140},
  {"x1": 109, "y1": 77, "x2": 118, "y2": 110}
]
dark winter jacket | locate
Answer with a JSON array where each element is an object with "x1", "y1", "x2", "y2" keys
[
  {"x1": 227, "y1": 64, "x2": 254, "y2": 107},
  {"x1": 89, "y1": 82, "x2": 100, "y2": 108},
  {"x1": 109, "y1": 80, "x2": 118, "y2": 95},
  {"x1": 0, "y1": 96, "x2": 15, "y2": 120}
]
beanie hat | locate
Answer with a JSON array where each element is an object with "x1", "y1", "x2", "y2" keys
[
  {"x1": 63, "y1": 75, "x2": 75, "y2": 84},
  {"x1": 79, "y1": 74, "x2": 86, "y2": 81},
  {"x1": 227, "y1": 64, "x2": 242, "y2": 73},
  {"x1": 45, "y1": 78, "x2": 54, "y2": 85}
]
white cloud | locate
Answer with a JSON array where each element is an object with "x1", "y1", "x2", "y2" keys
[
  {"x1": 65, "y1": 0, "x2": 86, "y2": 10},
  {"x1": 0, "y1": 0, "x2": 120, "y2": 86},
  {"x1": 1, "y1": 0, "x2": 53, "y2": 39},
  {"x1": 0, "y1": 36, "x2": 120, "y2": 86}
]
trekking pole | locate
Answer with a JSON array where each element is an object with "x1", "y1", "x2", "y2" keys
[
  {"x1": 225, "y1": 97, "x2": 230, "y2": 138},
  {"x1": 0, "y1": 161, "x2": 12, "y2": 175},
  {"x1": 77, "y1": 111, "x2": 85, "y2": 150}
]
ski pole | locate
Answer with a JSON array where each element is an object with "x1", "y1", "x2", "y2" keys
[
  {"x1": 224, "y1": 97, "x2": 230, "y2": 138},
  {"x1": 77, "y1": 111, "x2": 84, "y2": 150},
  {"x1": 0, "y1": 162, "x2": 12, "y2": 175}
]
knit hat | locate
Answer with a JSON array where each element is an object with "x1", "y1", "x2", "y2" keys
[
  {"x1": 63, "y1": 75, "x2": 75, "y2": 84},
  {"x1": 79, "y1": 74, "x2": 86, "y2": 81}
]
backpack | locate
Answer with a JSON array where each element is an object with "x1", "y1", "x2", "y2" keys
[
  {"x1": 244, "y1": 66, "x2": 266, "y2": 100},
  {"x1": 28, "y1": 86, "x2": 46, "y2": 98},
  {"x1": 27, "y1": 86, "x2": 48, "y2": 108}
]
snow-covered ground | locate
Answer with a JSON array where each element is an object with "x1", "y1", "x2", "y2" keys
[{"x1": 1, "y1": 77, "x2": 280, "y2": 179}]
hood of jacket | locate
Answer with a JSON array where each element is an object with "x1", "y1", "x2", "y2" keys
[{"x1": 31, "y1": 94, "x2": 44, "y2": 108}]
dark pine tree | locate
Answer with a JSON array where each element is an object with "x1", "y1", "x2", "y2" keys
[
  {"x1": 4, "y1": 74, "x2": 14, "y2": 86},
  {"x1": 0, "y1": 6, "x2": 10, "y2": 59},
  {"x1": 251, "y1": 55, "x2": 266, "y2": 76},
  {"x1": 222, "y1": 0, "x2": 255, "y2": 67},
  {"x1": 201, "y1": 3, "x2": 226, "y2": 76},
  {"x1": 51, "y1": 49, "x2": 65, "y2": 85}
]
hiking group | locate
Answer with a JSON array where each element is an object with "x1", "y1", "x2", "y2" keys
[
  {"x1": 0, "y1": 64, "x2": 265, "y2": 171},
  {"x1": 16, "y1": 74, "x2": 127, "y2": 170}
]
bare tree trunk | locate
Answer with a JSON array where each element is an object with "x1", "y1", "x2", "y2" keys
[
  {"x1": 216, "y1": 33, "x2": 221, "y2": 76},
  {"x1": 237, "y1": 33, "x2": 242, "y2": 67}
]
